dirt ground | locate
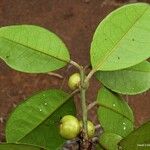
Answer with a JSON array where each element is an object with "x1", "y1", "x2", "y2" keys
[{"x1": 0, "y1": 0, "x2": 150, "y2": 143}]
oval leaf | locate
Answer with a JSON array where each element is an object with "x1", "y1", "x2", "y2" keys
[
  {"x1": 95, "y1": 61, "x2": 150, "y2": 95},
  {"x1": 97, "y1": 87, "x2": 134, "y2": 137},
  {"x1": 6, "y1": 89, "x2": 76, "y2": 150},
  {"x1": 119, "y1": 121, "x2": 150, "y2": 150},
  {"x1": 99, "y1": 132, "x2": 122, "y2": 150},
  {"x1": 0, "y1": 143, "x2": 45, "y2": 150},
  {"x1": 0, "y1": 25, "x2": 70, "y2": 73},
  {"x1": 91, "y1": 3, "x2": 150, "y2": 71}
]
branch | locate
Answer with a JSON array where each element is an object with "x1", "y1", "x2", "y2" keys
[
  {"x1": 84, "y1": 69, "x2": 96, "y2": 83},
  {"x1": 87, "y1": 101, "x2": 98, "y2": 111},
  {"x1": 70, "y1": 60, "x2": 81, "y2": 70},
  {"x1": 80, "y1": 68, "x2": 88, "y2": 140},
  {"x1": 69, "y1": 89, "x2": 80, "y2": 97},
  {"x1": 47, "y1": 72, "x2": 63, "y2": 79},
  {"x1": 95, "y1": 124, "x2": 101, "y2": 129}
]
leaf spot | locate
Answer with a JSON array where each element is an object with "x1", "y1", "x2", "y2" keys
[
  {"x1": 5, "y1": 55, "x2": 9, "y2": 59},
  {"x1": 113, "y1": 104, "x2": 116, "y2": 107},
  {"x1": 123, "y1": 126, "x2": 126, "y2": 130},
  {"x1": 123, "y1": 122, "x2": 126, "y2": 125}
]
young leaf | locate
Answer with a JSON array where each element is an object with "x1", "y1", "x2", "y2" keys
[
  {"x1": 95, "y1": 61, "x2": 150, "y2": 95},
  {"x1": 0, "y1": 25, "x2": 70, "y2": 73},
  {"x1": 99, "y1": 132, "x2": 122, "y2": 150},
  {"x1": 90, "y1": 3, "x2": 150, "y2": 71},
  {"x1": 0, "y1": 143, "x2": 45, "y2": 150},
  {"x1": 97, "y1": 87, "x2": 134, "y2": 137},
  {"x1": 119, "y1": 121, "x2": 150, "y2": 150},
  {"x1": 6, "y1": 89, "x2": 76, "y2": 150}
]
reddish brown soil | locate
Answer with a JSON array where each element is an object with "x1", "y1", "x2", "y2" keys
[{"x1": 0, "y1": 0, "x2": 150, "y2": 144}]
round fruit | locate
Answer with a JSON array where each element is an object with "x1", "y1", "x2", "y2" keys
[
  {"x1": 80, "y1": 120, "x2": 95, "y2": 138},
  {"x1": 59, "y1": 115, "x2": 80, "y2": 139},
  {"x1": 68, "y1": 73, "x2": 81, "y2": 90}
]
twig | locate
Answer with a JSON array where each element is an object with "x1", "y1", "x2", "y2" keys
[
  {"x1": 70, "y1": 89, "x2": 80, "y2": 97},
  {"x1": 92, "y1": 137, "x2": 99, "y2": 143},
  {"x1": 84, "y1": 69, "x2": 96, "y2": 83},
  {"x1": 95, "y1": 124, "x2": 101, "y2": 129},
  {"x1": 47, "y1": 72, "x2": 63, "y2": 79},
  {"x1": 71, "y1": 88, "x2": 80, "y2": 96},
  {"x1": 0, "y1": 117, "x2": 4, "y2": 123},
  {"x1": 80, "y1": 68, "x2": 89, "y2": 149},
  {"x1": 87, "y1": 101, "x2": 98, "y2": 111},
  {"x1": 60, "y1": 64, "x2": 72, "y2": 89},
  {"x1": 70, "y1": 60, "x2": 81, "y2": 70},
  {"x1": 84, "y1": 64, "x2": 92, "y2": 71}
]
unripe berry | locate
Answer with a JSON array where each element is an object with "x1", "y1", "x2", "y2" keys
[
  {"x1": 68, "y1": 73, "x2": 81, "y2": 90},
  {"x1": 80, "y1": 120, "x2": 95, "y2": 138},
  {"x1": 59, "y1": 115, "x2": 80, "y2": 139}
]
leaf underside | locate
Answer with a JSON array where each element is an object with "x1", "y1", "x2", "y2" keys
[
  {"x1": 97, "y1": 87, "x2": 134, "y2": 137},
  {"x1": 6, "y1": 89, "x2": 76, "y2": 150},
  {"x1": 119, "y1": 121, "x2": 150, "y2": 150},
  {"x1": 0, "y1": 25, "x2": 70, "y2": 73},
  {"x1": 96, "y1": 61, "x2": 150, "y2": 95},
  {"x1": 0, "y1": 143, "x2": 45, "y2": 150},
  {"x1": 91, "y1": 3, "x2": 150, "y2": 71},
  {"x1": 99, "y1": 132, "x2": 122, "y2": 150}
]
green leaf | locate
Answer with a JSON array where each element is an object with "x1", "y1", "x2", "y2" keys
[
  {"x1": 90, "y1": 3, "x2": 150, "y2": 71},
  {"x1": 95, "y1": 61, "x2": 150, "y2": 95},
  {"x1": 0, "y1": 143, "x2": 45, "y2": 150},
  {"x1": 0, "y1": 25, "x2": 70, "y2": 73},
  {"x1": 97, "y1": 87, "x2": 134, "y2": 137},
  {"x1": 99, "y1": 132, "x2": 122, "y2": 150},
  {"x1": 6, "y1": 89, "x2": 76, "y2": 150},
  {"x1": 96, "y1": 144, "x2": 104, "y2": 150},
  {"x1": 119, "y1": 121, "x2": 150, "y2": 150}
]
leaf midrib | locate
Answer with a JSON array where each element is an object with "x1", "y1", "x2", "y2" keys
[
  {"x1": 0, "y1": 143, "x2": 46, "y2": 150},
  {"x1": 125, "y1": 68, "x2": 150, "y2": 73},
  {"x1": 95, "y1": 6, "x2": 149, "y2": 70},
  {"x1": 98, "y1": 68, "x2": 150, "y2": 75},
  {"x1": 8, "y1": 92, "x2": 72, "y2": 142},
  {"x1": 99, "y1": 103, "x2": 134, "y2": 123},
  {"x1": 0, "y1": 36, "x2": 69, "y2": 63}
]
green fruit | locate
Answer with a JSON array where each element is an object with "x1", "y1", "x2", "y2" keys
[
  {"x1": 80, "y1": 120, "x2": 95, "y2": 138},
  {"x1": 59, "y1": 115, "x2": 80, "y2": 139},
  {"x1": 68, "y1": 73, "x2": 81, "y2": 90}
]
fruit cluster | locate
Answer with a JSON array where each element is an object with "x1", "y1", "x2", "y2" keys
[{"x1": 59, "y1": 115, "x2": 95, "y2": 139}]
